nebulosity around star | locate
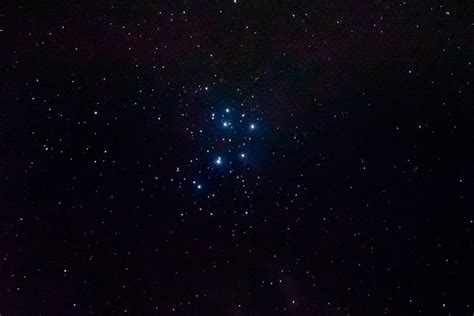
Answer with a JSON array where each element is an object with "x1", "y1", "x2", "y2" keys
[{"x1": 214, "y1": 156, "x2": 223, "y2": 166}]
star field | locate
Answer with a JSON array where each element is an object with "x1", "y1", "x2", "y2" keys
[{"x1": 0, "y1": 0, "x2": 473, "y2": 315}]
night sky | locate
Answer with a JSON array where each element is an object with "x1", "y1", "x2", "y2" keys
[{"x1": 1, "y1": 0, "x2": 474, "y2": 315}]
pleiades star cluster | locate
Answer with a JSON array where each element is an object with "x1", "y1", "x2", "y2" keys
[
  {"x1": 1, "y1": 0, "x2": 473, "y2": 315},
  {"x1": 190, "y1": 106, "x2": 263, "y2": 195}
]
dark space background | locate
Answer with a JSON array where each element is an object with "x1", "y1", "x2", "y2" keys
[{"x1": 1, "y1": 0, "x2": 473, "y2": 315}]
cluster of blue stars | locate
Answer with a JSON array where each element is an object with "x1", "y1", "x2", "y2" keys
[{"x1": 194, "y1": 107, "x2": 260, "y2": 191}]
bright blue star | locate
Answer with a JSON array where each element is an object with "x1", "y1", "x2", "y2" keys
[
  {"x1": 215, "y1": 156, "x2": 223, "y2": 165},
  {"x1": 193, "y1": 181, "x2": 203, "y2": 189},
  {"x1": 250, "y1": 123, "x2": 256, "y2": 130}
]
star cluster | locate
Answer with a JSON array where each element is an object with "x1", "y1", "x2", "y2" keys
[
  {"x1": 1, "y1": 0, "x2": 473, "y2": 315},
  {"x1": 192, "y1": 107, "x2": 261, "y2": 193}
]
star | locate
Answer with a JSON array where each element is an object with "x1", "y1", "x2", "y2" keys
[
  {"x1": 193, "y1": 180, "x2": 203, "y2": 189},
  {"x1": 215, "y1": 156, "x2": 223, "y2": 165},
  {"x1": 250, "y1": 123, "x2": 256, "y2": 130}
]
